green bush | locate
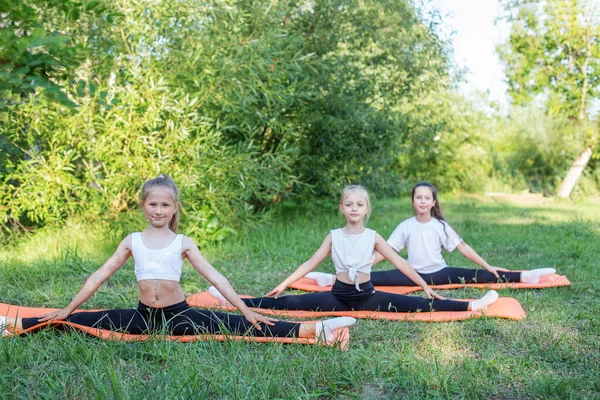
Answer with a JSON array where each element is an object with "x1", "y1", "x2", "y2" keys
[
  {"x1": 1, "y1": 0, "x2": 475, "y2": 238},
  {"x1": 395, "y1": 91, "x2": 493, "y2": 193},
  {"x1": 491, "y1": 105, "x2": 588, "y2": 195}
]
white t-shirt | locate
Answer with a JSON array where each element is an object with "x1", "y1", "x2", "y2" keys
[{"x1": 386, "y1": 217, "x2": 462, "y2": 274}]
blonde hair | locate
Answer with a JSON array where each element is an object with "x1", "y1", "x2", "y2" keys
[
  {"x1": 339, "y1": 184, "x2": 372, "y2": 224},
  {"x1": 141, "y1": 174, "x2": 180, "y2": 232}
]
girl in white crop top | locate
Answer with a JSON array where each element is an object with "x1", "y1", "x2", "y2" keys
[
  {"x1": 306, "y1": 182, "x2": 556, "y2": 289},
  {"x1": 2, "y1": 175, "x2": 356, "y2": 343},
  {"x1": 209, "y1": 185, "x2": 500, "y2": 313}
]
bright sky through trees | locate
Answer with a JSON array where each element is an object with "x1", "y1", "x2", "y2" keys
[{"x1": 425, "y1": 0, "x2": 511, "y2": 110}]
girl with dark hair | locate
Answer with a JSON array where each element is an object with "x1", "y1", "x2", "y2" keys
[{"x1": 307, "y1": 182, "x2": 555, "y2": 288}]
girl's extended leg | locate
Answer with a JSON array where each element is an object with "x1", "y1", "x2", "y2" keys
[
  {"x1": 370, "y1": 267, "x2": 522, "y2": 286},
  {"x1": 369, "y1": 270, "x2": 419, "y2": 286},
  {"x1": 242, "y1": 292, "x2": 350, "y2": 312},
  {"x1": 358, "y1": 290, "x2": 498, "y2": 312},
  {"x1": 209, "y1": 287, "x2": 350, "y2": 311},
  {"x1": 19, "y1": 307, "x2": 150, "y2": 334},
  {"x1": 359, "y1": 291, "x2": 470, "y2": 312},
  {"x1": 423, "y1": 267, "x2": 522, "y2": 284},
  {"x1": 169, "y1": 307, "x2": 301, "y2": 337},
  {"x1": 165, "y1": 303, "x2": 357, "y2": 342}
]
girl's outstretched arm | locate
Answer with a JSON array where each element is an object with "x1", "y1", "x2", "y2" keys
[
  {"x1": 39, "y1": 235, "x2": 133, "y2": 321},
  {"x1": 183, "y1": 237, "x2": 277, "y2": 330},
  {"x1": 374, "y1": 234, "x2": 445, "y2": 300},
  {"x1": 265, "y1": 234, "x2": 333, "y2": 298},
  {"x1": 372, "y1": 251, "x2": 385, "y2": 266},
  {"x1": 456, "y1": 242, "x2": 510, "y2": 278}
]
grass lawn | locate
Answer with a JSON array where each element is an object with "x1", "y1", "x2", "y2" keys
[{"x1": 1, "y1": 194, "x2": 599, "y2": 399}]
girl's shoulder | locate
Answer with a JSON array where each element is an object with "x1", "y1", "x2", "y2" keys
[
  {"x1": 397, "y1": 216, "x2": 417, "y2": 229},
  {"x1": 178, "y1": 235, "x2": 201, "y2": 256},
  {"x1": 115, "y1": 233, "x2": 135, "y2": 252},
  {"x1": 123, "y1": 232, "x2": 136, "y2": 243},
  {"x1": 402, "y1": 217, "x2": 446, "y2": 233},
  {"x1": 180, "y1": 234, "x2": 194, "y2": 246}
]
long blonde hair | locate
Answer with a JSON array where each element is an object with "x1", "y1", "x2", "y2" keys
[
  {"x1": 339, "y1": 185, "x2": 372, "y2": 225},
  {"x1": 141, "y1": 175, "x2": 180, "y2": 232}
]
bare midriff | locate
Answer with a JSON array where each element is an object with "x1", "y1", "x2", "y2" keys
[
  {"x1": 335, "y1": 271, "x2": 371, "y2": 285},
  {"x1": 137, "y1": 279, "x2": 185, "y2": 308}
]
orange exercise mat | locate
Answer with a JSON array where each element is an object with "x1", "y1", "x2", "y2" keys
[
  {"x1": 289, "y1": 273, "x2": 570, "y2": 294},
  {"x1": 0, "y1": 303, "x2": 350, "y2": 350},
  {"x1": 186, "y1": 292, "x2": 526, "y2": 321}
]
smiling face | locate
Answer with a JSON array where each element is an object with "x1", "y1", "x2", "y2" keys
[
  {"x1": 142, "y1": 187, "x2": 179, "y2": 229},
  {"x1": 339, "y1": 190, "x2": 370, "y2": 225},
  {"x1": 412, "y1": 185, "x2": 436, "y2": 219}
]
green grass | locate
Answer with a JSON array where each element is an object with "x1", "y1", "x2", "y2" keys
[{"x1": 1, "y1": 195, "x2": 599, "y2": 399}]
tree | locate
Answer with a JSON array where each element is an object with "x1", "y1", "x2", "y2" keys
[
  {"x1": 1, "y1": 0, "x2": 461, "y2": 236},
  {"x1": 498, "y1": 0, "x2": 600, "y2": 197},
  {"x1": 0, "y1": 0, "x2": 114, "y2": 110}
]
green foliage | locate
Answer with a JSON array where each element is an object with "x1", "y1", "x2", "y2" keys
[
  {"x1": 289, "y1": 0, "x2": 454, "y2": 196},
  {"x1": 0, "y1": 72, "x2": 298, "y2": 240},
  {"x1": 497, "y1": 0, "x2": 600, "y2": 194},
  {"x1": 1, "y1": 0, "x2": 464, "y2": 238},
  {"x1": 396, "y1": 91, "x2": 493, "y2": 193},
  {"x1": 498, "y1": 0, "x2": 600, "y2": 121},
  {"x1": 0, "y1": 0, "x2": 113, "y2": 110},
  {"x1": 491, "y1": 105, "x2": 590, "y2": 194}
]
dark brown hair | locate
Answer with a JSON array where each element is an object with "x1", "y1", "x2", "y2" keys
[{"x1": 412, "y1": 182, "x2": 456, "y2": 237}]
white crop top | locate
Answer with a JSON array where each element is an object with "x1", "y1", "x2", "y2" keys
[
  {"x1": 330, "y1": 228, "x2": 376, "y2": 290},
  {"x1": 132, "y1": 232, "x2": 184, "y2": 282}
]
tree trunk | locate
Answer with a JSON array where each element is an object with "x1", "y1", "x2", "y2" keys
[{"x1": 556, "y1": 144, "x2": 594, "y2": 198}]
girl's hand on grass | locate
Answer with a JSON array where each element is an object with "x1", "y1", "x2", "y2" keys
[
  {"x1": 485, "y1": 266, "x2": 511, "y2": 278},
  {"x1": 244, "y1": 311, "x2": 277, "y2": 331},
  {"x1": 423, "y1": 287, "x2": 446, "y2": 300},
  {"x1": 39, "y1": 308, "x2": 71, "y2": 322},
  {"x1": 265, "y1": 284, "x2": 287, "y2": 298}
]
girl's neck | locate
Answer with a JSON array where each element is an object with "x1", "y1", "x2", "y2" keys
[
  {"x1": 144, "y1": 225, "x2": 174, "y2": 236},
  {"x1": 415, "y1": 213, "x2": 432, "y2": 223},
  {"x1": 342, "y1": 222, "x2": 366, "y2": 234}
]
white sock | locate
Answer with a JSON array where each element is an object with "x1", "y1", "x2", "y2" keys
[
  {"x1": 306, "y1": 272, "x2": 336, "y2": 287},
  {"x1": 0, "y1": 316, "x2": 10, "y2": 337},
  {"x1": 471, "y1": 290, "x2": 499, "y2": 311},
  {"x1": 208, "y1": 286, "x2": 230, "y2": 308},
  {"x1": 315, "y1": 317, "x2": 356, "y2": 343},
  {"x1": 521, "y1": 268, "x2": 556, "y2": 284}
]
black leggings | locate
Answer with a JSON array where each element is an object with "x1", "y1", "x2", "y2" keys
[
  {"x1": 371, "y1": 267, "x2": 522, "y2": 286},
  {"x1": 242, "y1": 281, "x2": 469, "y2": 312},
  {"x1": 21, "y1": 300, "x2": 300, "y2": 337}
]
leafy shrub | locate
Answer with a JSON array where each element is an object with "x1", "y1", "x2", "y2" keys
[{"x1": 491, "y1": 105, "x2": 587, "y2": 195}]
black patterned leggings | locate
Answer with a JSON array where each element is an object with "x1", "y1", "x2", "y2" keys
[
  {"x1": 21, "y1": 300, "x2": 300, "y2": 337},
  {"x1": 370, "y1": 267, "x2": 522, "y2": 286},
  {"x1": 242, "y1": 280, "x2": 469, "y2": 312}
]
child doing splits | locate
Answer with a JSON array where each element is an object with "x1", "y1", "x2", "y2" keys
[
  {"x1": 1, "y1": 176, "x2": 355, "y2": 343},
  {"x1": 210, "y1": 185, "x2": 499, "y2": 313}
]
